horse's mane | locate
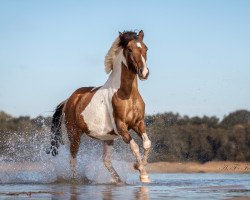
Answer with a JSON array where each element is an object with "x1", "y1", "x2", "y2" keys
[
  {"x1": 104, "y1": 31, "x2": 138, "y2": 74},
  {"x1": 104, "y1": 37, "x2": 122, "y2": 74}
]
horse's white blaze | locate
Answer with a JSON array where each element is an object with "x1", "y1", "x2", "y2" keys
[
  {"x1": 137, "y1": 42, "x2": 142, "y2": 48},
  {"x1": 141, "y1": 55, "x2": 149, "y2": 78},
  {"x1": 81, "y1": 50, "x2": 126, "y2": 140},
  {"x1": 142, "y1": 133, "x2": 151, "y2": 149}
]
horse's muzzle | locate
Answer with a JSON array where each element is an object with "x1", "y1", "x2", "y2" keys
[{"x1": 138, "y1": 68, "x2": 149, "y2": 81}]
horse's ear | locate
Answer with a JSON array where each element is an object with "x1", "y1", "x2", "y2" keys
[
  {"x1": 119, "y1": 31, "x2": 123, "y2": 39},
  {"x1": 138, "y1": 30, "x2": 144, "y2": 41}
]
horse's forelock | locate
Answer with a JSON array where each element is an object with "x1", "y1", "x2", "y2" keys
[{"x1": 119, "y1": 31, "x2": 138, "y2": 47}]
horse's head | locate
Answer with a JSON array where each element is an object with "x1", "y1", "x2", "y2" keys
[{"x1": 119, "y1": 30, "x2": 149, "y2": 80}]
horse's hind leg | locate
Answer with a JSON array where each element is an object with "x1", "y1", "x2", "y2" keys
[
  {"x1": 68, "y1": 129, "x2": 81, "y2": 179},
  {"x1": 103, "y1": 140, "x2": 123, "y2": 184}
]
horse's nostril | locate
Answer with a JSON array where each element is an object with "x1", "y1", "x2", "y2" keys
[{"x1": 139, "y1": 68, "x2": 143, "y2": 74}]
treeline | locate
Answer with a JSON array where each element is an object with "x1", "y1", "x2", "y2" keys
[
  {"x1": 0, "y1": 111, "x2": 51, "y2": 133},
  {"x1": 0, "y1": 110, "x2": 250, "y2": 163},
  {"x1": 146, "y1": 110, "x2": 250, "y2": 163}
]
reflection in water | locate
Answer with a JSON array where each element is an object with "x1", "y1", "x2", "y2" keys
[
  {"x1": 133, "y1": 186, "x2": 149, "y2": 200},
  {"x1": 50, "y1": 184, "x2": 150, "y2": 200},
  {"x1": 102, "y1": 186, "x2": 113, "y2": 200},
  {"x1": 70, "y1": 184, "x2": 78, "y2": 200}
]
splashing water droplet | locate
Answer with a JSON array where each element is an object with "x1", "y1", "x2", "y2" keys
[{"x1": 0, "y1": 125, "x2": 136, "y2": 184}]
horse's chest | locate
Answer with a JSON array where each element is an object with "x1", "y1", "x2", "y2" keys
[{"x1": 81, "y1": 88, "x2": 118, "y2": 140}]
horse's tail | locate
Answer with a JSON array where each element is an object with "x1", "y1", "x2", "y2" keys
[{"x1": 46, "y1": 101, "x2": 66, "y2": 156}]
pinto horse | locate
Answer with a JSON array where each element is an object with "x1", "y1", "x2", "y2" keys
[{"x1": 47, "y1": 30, "x2": 151, "y2": 183}]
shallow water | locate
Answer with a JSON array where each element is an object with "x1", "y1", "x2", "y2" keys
[
  {"x1": 0, "y1": 131, "x2": 250, "y2": 199},
  {"x1": 0, "y1": 173, "x2": 250, "y2": 200}
]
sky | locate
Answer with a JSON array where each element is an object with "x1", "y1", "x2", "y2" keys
[{"x1": 0, "y1": 0, "x2": 250, "y2": 119}]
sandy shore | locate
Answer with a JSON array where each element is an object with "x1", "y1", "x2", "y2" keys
[
  {"x1": 0, "y1": 161, "x2": 249, "y2": 174},
  {"x1": 146, "y1": 161, "x2": 250, "y2": 173}
]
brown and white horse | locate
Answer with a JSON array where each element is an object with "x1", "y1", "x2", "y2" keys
[{"x1": 47, "y1": 30, "x2": 151, "y2": 184}]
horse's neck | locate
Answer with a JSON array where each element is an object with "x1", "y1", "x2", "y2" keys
[
  {"x1": 103, "y1": 51, "x2": 123, "y2": 90},
  {"x1": 104, "y1": 50, "x2": 138, "y2": 97}
]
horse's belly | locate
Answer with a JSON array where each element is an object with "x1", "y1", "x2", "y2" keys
[{"x1": 81, "y1": 90, "x2": 118, "y2": 140}]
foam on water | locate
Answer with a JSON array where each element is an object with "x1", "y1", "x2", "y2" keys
[{"x1": 0, "y1": 126, "x2": 136, "y2": 184}]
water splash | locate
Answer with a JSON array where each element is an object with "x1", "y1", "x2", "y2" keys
[{"x1": 0, "y1": 125, "x2": 137, "y2": 184}]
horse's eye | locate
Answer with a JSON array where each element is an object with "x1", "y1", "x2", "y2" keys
[{"x1": 128, "y1": 48, "x2": 132, "y2": 53}]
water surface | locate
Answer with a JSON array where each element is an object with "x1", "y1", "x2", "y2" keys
[{"x1": 1, "y1": 173, "x2": 249, "y2": 200}]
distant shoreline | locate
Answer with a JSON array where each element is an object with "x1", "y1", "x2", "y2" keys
[
  {"x1": 146, "y1": 161, "x2": 250, "y2": 173},
  {"x1": 0, "y1": 161, "x2": 249, "y2": 174}
]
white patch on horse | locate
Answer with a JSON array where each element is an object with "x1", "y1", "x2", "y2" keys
[
  {"x1": 137, "y1": 42, "x2": 142, "y2": 48},
  {"x1": 141, "y1": 55, "x2": 149, "y2": 78},
  {"x1": 81, "y1": 50, "x2": 126, "y2": 140}
]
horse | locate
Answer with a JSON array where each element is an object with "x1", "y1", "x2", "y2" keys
[{"x1": 47, "y1": 30, "x2": 151, "y2": 184}]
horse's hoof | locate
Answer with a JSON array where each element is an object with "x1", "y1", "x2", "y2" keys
[
  {"x1": 140, "y1": 175, "x2": 151, "y2": 183},
  {"x1": 115, "y1": 180, "x2": 125, "y2": 186},
  {"x1": 113, "y1": 177, "x2": 124, "y2": 186}
]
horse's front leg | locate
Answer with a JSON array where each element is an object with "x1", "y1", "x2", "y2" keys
[
  {"x1": 132, "y1": 121, "x2": 152, "y2": 167},
  {"x1": 103, "y1": 140, "x2": 123, "y2": 184},
  {"x1": 116, "y1": 120, "x2": 150, "y2": 183}
]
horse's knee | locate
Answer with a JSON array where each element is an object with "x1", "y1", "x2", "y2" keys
[
  {"x1": 121, "y1": 133, "x2": 132, "y2": 144},
  {"x1": 142, "y1": 133, "x2": 151, "y2": 149},
  {"x1": 130, "y1": 139, "x2": 140, "y2": 155}
]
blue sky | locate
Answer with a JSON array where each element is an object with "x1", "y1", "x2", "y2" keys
[{"x1": 0, "y1": 0, "x2": 250, "y2": 119}]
